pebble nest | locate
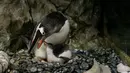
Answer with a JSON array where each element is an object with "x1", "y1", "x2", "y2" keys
[{"x1": 6, "y1": 47, "x2": 121, "y2": 73}]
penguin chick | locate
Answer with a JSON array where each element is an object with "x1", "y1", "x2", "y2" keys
[
  {"x1": 34, "y1": 38, "x2": 47, "y2": 61},
  {"x1": 46, "y1": 44, "x2": 72, "y2": 63},
  {"x1": 21, "y1": 34, "x2": 47, "y2": 61}
]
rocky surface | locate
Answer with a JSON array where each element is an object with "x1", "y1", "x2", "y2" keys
[
  {"x1": 0, "y1": 0, "x2": 129, "y2": 73},
  {"x1": 0, "y1": 51, "x2": 9, "y2": 73},
  {"x1": 0, "y1": 0, "x2": 129, "y2": 56},
  {"x1": 0, "y1": 0, "x2": 57, "y2": 52},
  {"x1": 7, "y1": 49, "x2": 93, "y2": 73},
  {"x1": 88, "y1": 47, "x2": 121, "y2": 73},
  {"x1": 0, "y1": 0, "x2": 98, "y2": 52},
  {"x1": 5, "y1": 48, "x2": 121, "y2": 73}
]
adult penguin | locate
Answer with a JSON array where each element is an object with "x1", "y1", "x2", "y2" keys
[{"x1": 23, "y1": 12, "x2": 70, "y2": 60}]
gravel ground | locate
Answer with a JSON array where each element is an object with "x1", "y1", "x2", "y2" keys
[{"x1": 6, "y1": 47, "x2": 121, "y2": 73}]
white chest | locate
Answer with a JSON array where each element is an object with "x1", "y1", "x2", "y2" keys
[{"x1": 34, "y1": 42, "x2": 47, "y2": 59}]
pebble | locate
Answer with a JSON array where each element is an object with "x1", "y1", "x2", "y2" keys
[
  {"x1": 10, "y1": 59, "x2": 15, "y2": 64},
  {"x1": 30, "y1": 67, "x2": 37, "y2": 72},
  {"x1": 37, "y1": 68, "x2": 43, "y2": 71},
  {"x1": 6, "y1": 48, "x2": 122, "y2": 73},
  {"x1": 11, "y1": 70, "x2": 19, "y2": 73},
  {"x1": 17, "y1": 49, "x2": 25, "y2": 54}
]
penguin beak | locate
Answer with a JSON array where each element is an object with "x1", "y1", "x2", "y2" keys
[
  {"x1": 28, "y1": 30, "x2": 45, "y2": 53},
  {"x1": 37, "y1": 38, "x2": 43, "y2": 49}
]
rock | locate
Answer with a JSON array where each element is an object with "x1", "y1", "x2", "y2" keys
[
  {"x1": 0, "y1": 31, "x2": 10, "y2": 50},
  {"x1": 30, "y1": 67, "x2": 37, "y2": 72},
  {"x1": 65, "y1": 0, "x2": 97, "y2": 25},
  {"x1": 0, "y1": 0, "x2": 128, "y2": 73},
  {"x1": 0, "y1": 64, "x2": 2, "y2": 73},
  {"x1": 8, "y1": 49, "x2": 94, "y2": 73},
  {"x1": 37, "y1": 68, "x2": 43, "y2": 72},
  {"x1": 84, "y1": 60, "x2": 112, "y2": 73},
  {"x1": 10, "y1": 59, "x2": 15, "y2": 64},
  {"x1": 83, "y1": 59, "x2": 101, "y2": 73},
  {"x1": 49, "y1": 0, "x2": 70, "y2": 11},
  {"x1": 100, "y1": 65, "x2": 111, "y2": 73},
  {"x1": 27, "y1": 0, "x2": 57, "y2": 22},
  {"x1": 17, "y1": 49, "x2": 25, "y2": 54},
  {"x1": 6, "y1": 48, "x2": 124, "y2": 73},
  {"x1": 10, "y1": 70, "x2": 19, "y2": 73},
  {"x1": 0, "y1": 0, "x2": 57, "y2": 52},
  {"x1": 0, "y1": 51, "x2": 9, "y2": 73},
  {"x1": 117, "y1": 63, "x2": 130, "y2": 73}
]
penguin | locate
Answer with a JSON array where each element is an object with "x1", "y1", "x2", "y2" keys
[
  {"x1": 46, "y1": 43, "x2": 72, "y2": 63},
  {"x1": 33, "y1": 38, "x2": 47, "y2": 61},
  {"x1": 21, "y1": 34, "x2": 47, "y2": 61},
  {"x1": 44, "y1": 19, "x2": 70, "y2": 45},
  {"x1": 28, "y1": 12, "x2": 70, "y2": 54}
]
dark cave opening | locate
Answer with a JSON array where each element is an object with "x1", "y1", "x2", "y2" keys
[{"x1": 97, "y1": 0, "x2": 130, "y2": 56}]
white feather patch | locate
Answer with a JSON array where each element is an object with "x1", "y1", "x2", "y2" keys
[
  {"x1": 34, "y1": 41, "x2": 47, "y2": 59},
  {"x1": 32, "y1": 23, "x2": 42, "y2": 42}
]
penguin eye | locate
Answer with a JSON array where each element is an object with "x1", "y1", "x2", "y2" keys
[{"x1": 39, "y1": 27, "x2": 45, "y2": 35}]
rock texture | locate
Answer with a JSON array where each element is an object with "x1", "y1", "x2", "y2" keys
[
  {"x1": 0, "y1": 51, "x2": 9, "y2": 73},
  {"x1": 0, "y1": 0, "x2": 57, "y2": 52},
  {"x1": 6, "y1": 48, "x2": 121, "y2": 73},
  {"x1": 0, "y1": 0, "x2": 129, "y2": 73},
  {"x1": 0, "y1": 0, "x2": 100, "y2": 52}
]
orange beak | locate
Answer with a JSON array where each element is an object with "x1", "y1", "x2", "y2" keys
[
  {"x1": 37, "y1": 39, "x2": 43, "y2": 48},
  {"x1": 37, "y1": 39, "x2": 47, "y2": 49}
]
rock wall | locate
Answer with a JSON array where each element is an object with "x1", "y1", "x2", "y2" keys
[
  {"x1": 0, "y1": 0, "x2": 129, "y2": 55},
  {"x1": 101, "y1": 0, "x2": 130, "y2": 55},
  {"x1": 0, "y1": 0, "x2": 100, "y2": 52},
  {"x1": 0, "y1": 0, "x2": 57, "y2": 51}
]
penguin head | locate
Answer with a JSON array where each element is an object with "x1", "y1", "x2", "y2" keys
[
  {"x1": 40, "y1": 12, "x2": 67, "y2": 37},
  {"x1": 37, "y1": 23, "x2": 45, "y2": 35},
  {"x1": 28, "y1": 12, "x2": 67, "y2": 53}
]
